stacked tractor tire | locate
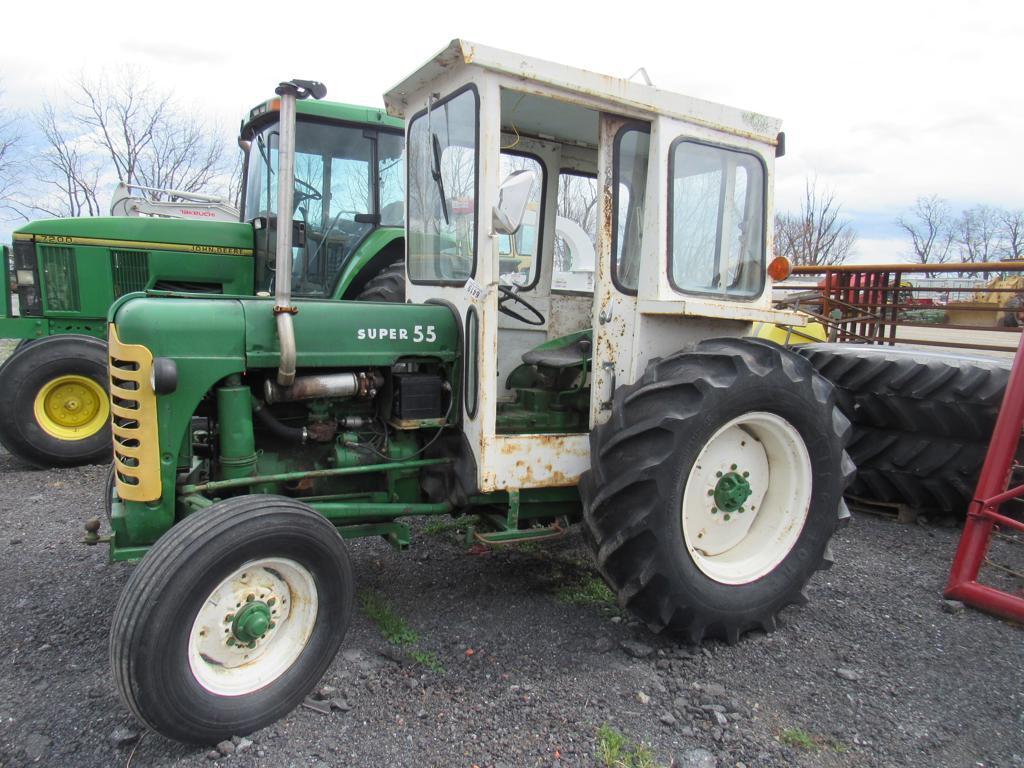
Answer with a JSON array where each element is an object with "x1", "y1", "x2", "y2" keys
[{"x1": 796, "y1": 344, "x2": 1011, "y2": 515}]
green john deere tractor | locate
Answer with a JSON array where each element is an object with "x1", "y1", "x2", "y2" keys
[
  {"x1": 0, "y1": 84, "x2": 405, "y2": 467},
  {"x1": 99, "y1": 44, "x2": 853, "y2": 744}
]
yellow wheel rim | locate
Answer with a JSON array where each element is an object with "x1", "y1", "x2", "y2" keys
[{"x1": 33, "y1": 375, "x2": 109, "y2": 441}]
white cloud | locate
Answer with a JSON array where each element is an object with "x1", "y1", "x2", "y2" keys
[
  {"x1": 1, "y1": 0, "x2": 1020, "y2": 248},
  {"x1": 848, "y1": 237, "x2": 910, "y2": 265}
]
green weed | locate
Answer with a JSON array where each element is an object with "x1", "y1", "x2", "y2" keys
[
  {"x1": 424, "y1": 515, "x2": 477, "y2": 537},
  {"x1": 557, "y1": 575, "x2": 617, "y2": 606},
  {"x1": 595, "y1": 724, "x2": 661, "y2": 768},
  {"x1": 410, "y1": 649, "x2": 445, "y2": 674},
  {"x1": 780, "y1": 727, "x2": 816, "y2": 750},
  {"x1": 358, "y1": 590, "x2": 419, "y2": 646}
]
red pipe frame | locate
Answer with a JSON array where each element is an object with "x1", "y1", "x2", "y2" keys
[{"x1": 944, "y1": 333, "x2": 1024, "y2": 622}]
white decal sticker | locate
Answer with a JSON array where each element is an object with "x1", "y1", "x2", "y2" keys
[
  {"x1": 357, "y1": 325, "x2": 435, "y2": 343},
  {"x1": 464, "y1": 277, "x2": 484, "y2": 302}
]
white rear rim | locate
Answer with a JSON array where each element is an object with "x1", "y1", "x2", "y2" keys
[
  {"x1": 188, "y1": 557, "x2": 318, "y2": 696},
  {"x1": 681, "y1": 412, "x2": 812, "y2": 585}
]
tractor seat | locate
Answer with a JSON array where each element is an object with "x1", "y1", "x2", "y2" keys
[{"x1": 521, "y1": 330, "x2": 592, "y2": 370}]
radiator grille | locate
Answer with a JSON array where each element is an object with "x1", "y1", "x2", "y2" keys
[
  {"x1": 40, "y1": 246, "x2": 79, "y2": 311},
  {"x1": 108, "y1": 324, "x2": 161, "y2": 502},
  {"x1": 111, "y1": 250, "x2": 150, "y2": 297}
]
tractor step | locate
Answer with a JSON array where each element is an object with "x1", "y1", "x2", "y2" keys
[{"x1": 468, "y1": 515, "x2": 567, "y2": 546}]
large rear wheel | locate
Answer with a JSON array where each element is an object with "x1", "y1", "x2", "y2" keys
[
  {"x1": 0, "y1": 334, "x2": 110, "y2": 467},
  {"x1": 796, "y1": 343, "x2": 1010, "y2": 512},
  {"x1": 795, "y1": 343, "x2": 1010, "y2": 439},
  {"x1": 354, "y1": 260, "x2": 405, "y2": 303},
  {"x1": 110, "y1": 496, "x2": 354, "y2": 744},
  {"x1": 580, "y1": 338, "x2": 854, "y2": 643}
]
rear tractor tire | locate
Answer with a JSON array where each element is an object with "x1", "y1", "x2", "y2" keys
[
  {"x1": 0, "y1": 334, "x2": 111, "y2": 467},
  {"x1": 110, "y1": 496, "x2": 355, "y2": 744},
  {"x1": 795, "y1": 343, "x2": 1011, "y2": 440},
  {"x1": 354, "y1": 260, "x2": 405, "y2": 303},
  {"x1": 580, "y1": 338, "x2": 854, "y2": 644}
]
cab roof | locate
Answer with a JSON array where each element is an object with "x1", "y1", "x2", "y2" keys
[
  {"x1": 383, "y1": 39, "x2": 782, "y2": 145},
  {"x1": 243, "y1": 97, "x2": 403, "y2": 134}
]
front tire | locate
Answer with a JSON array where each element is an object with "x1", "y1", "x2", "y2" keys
[
  {"x1": 580, "y1": 338, "x2": 854, "y2": 644},
  {"x1": 0, "y1": 334, "x2": 111, "y2": 467},
  {"x1": 110, "y1": 496, "x2": 354, "y2": 744}
]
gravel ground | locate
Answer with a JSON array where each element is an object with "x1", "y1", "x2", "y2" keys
[{"x1": 0, "y1": 444, "x2": 1021, "y2": 768}]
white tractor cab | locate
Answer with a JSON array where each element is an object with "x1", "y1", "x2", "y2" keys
[
  {"x1": 387, "y1": 42, "x2": 851, "y2": 640},
  {"x1": 385, "y1": 40, "x2": 826, "y2": 485}
]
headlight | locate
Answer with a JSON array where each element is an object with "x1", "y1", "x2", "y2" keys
[
  {"x1": 15, "y1": 269, "x2": 34, "y2": 286},
  {"x1": 149, "y1": 357, "x2": 178, "y2": 395}
]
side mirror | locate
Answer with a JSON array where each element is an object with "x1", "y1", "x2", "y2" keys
[{"x1": 492, "y1": 170, "x2": 536, "y2": 235}]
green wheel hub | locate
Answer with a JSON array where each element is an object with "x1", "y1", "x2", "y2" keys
[
  {"x1": 713, "y1": 471, "x2": 752, "y2": 514},
  {"x1": 231, "y1": 601, "x2": 273, "y2": 644}
]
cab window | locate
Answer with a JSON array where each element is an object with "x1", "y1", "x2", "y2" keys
[
  {"x1": 611, "y1": 125, "x2": 650, "y2": 294},
  {"x1": 407, "y1": 87, "x2": 479, "y2": 284},
  {"x1": 553, "y1": 170, "x2": 597, "y2": 293},
  {"x1": 668, "y1": 140, "x2": 765, "y2": 299}
]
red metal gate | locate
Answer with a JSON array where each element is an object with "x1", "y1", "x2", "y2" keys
[{"x1": 944, "y1": 334, "x2": 1024, "y2": 622}]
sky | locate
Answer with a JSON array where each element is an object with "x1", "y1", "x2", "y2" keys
[{"x1": 1, "y1": 0, "x2": 1021, "y2": 263}]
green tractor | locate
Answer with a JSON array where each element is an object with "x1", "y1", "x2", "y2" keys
[
  {"x1": 100, "y1": 43, "x2": 853, "y2": 743},
  {"x1": 0, "y1": 85, "x2": 405, "y2": 467}
]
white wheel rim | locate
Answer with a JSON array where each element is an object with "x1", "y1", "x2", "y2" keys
[
  {"x1": 681, "y1": 412, "x2": 812, "y2": 585},
  {"x1": 188, "y1": 557, "x2": 318, "y2": 696}
]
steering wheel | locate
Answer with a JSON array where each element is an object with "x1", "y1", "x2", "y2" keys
[
  {"x1": 498, "y1": 284, "x2": 545, "y2": 326},
  {"x1": 293, "y1": 179, "x2": 322, "y2": 205}
]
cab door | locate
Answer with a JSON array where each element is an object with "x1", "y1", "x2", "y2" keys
[{"x1": 590, "y1": 115, "x2": 650, "y2": 428}]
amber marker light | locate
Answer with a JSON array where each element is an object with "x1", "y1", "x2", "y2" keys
[{"x1": 767, "y1": 256, "x2": 792, "y2": 282}]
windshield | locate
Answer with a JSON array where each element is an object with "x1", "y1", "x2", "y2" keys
[
  {"x1": 243, "y1": 117, "x2": 404, "y2": 296},
  {"x1": 407, "y1": 87, "x2": 479, "y2": 284}
]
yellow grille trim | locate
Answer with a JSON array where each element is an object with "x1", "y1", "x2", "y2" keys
[{"x1": 108, "y1": 324, "x2": 161, "y2": 502}]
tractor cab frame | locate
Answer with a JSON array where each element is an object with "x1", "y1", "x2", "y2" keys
[{"x1": 386, "y1": 40, "x2": 802, "y2": 492}]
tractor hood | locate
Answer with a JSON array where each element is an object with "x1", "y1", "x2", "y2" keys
[{"x1": 14, "y1": 217, "x2": 254, "y2": 256}]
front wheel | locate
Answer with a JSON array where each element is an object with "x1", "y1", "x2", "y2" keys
[
  {"x1": 580, "y1": 338, "x2": 855, "y2": 644},
  {"x1": 110, "y1": 496, "x2": 355, "y2": 744}
]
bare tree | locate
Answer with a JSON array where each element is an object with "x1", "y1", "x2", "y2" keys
[
  {"x1": 32, "y1": 103, "x2": 102, "y2": 218},
  {"x1": 557, "y1": 173, "x2": 598, "y2": 237},
  {"x1": 895, "y1": 195, "x2": 955, "y2": 275},
  {"x1": 773, "y1": 178, "x2": 856, "y2": 266},
  {"x1": 225, "y1": 147, "x2": 245, "y2": 209},
  {"x1": 954, "y1": 204, "x2": 1003, "y2": 264},
  {"x1": 555, "y1": 172, "x2": 598, "y2": 273},
  {"x1": 0, "y1": 110, "x2": 20, "y2": 216},
  {"x1": 997, "y1": 209, "x2": 1024, "y2": 260},
  {"x1": 72, "y1": 70, "x2": 227, "y2": 201}
]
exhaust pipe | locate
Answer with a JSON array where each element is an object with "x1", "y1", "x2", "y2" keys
[
  {"x1": 264, "y1": 371, "x2": 382, "y2": 404},
  {"x1": 272, "y1": 79, "x2": 327, "y2": 387}
]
